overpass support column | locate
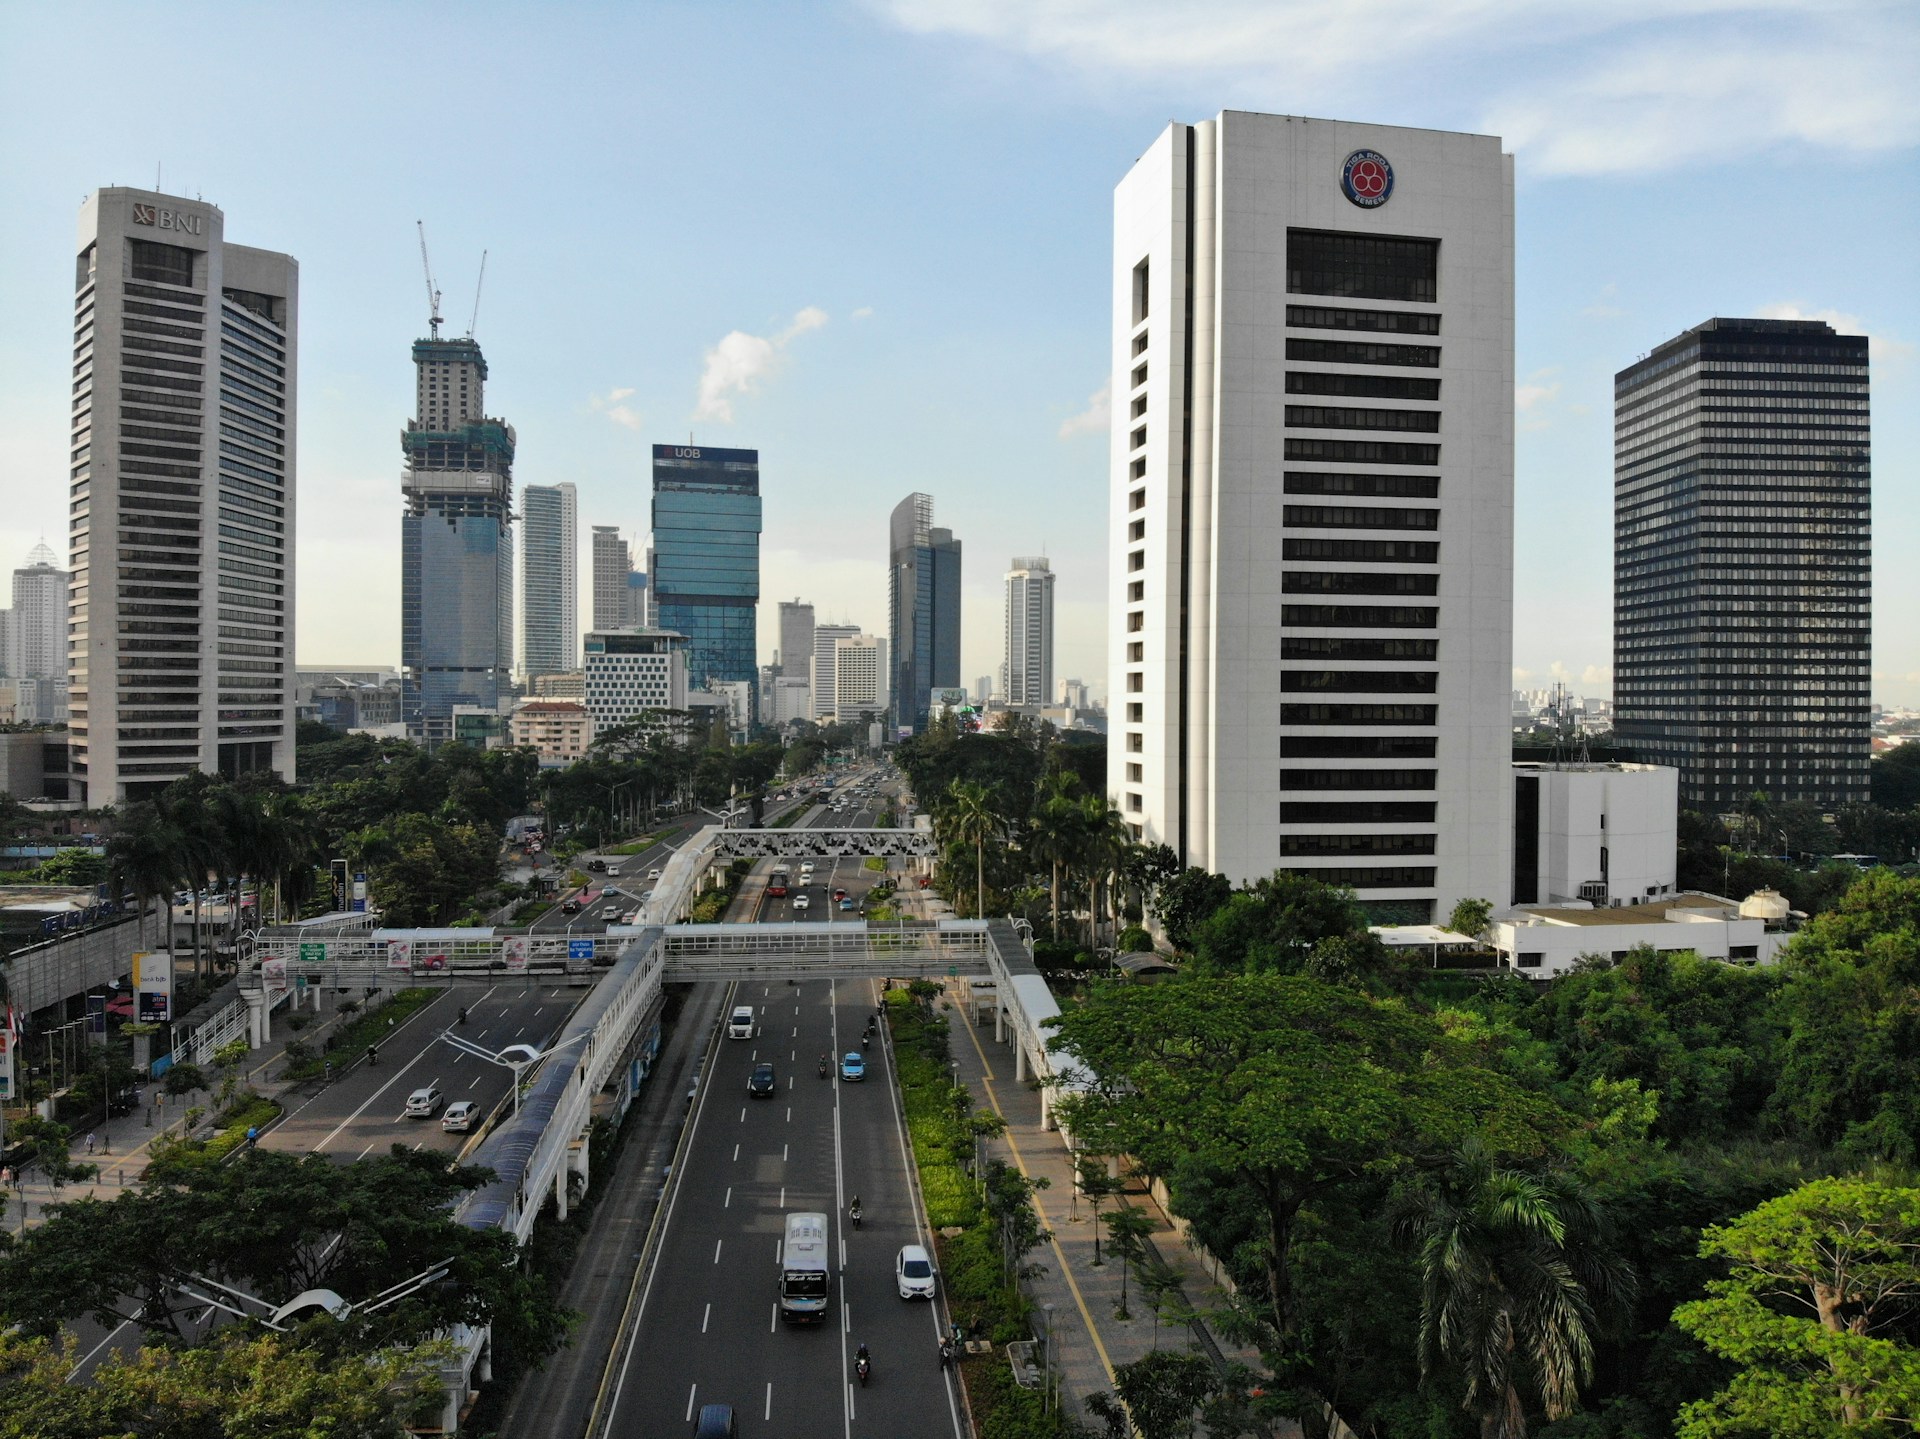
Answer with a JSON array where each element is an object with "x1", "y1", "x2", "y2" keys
[
  {"x1": 994, "y1": 1003, "x2": 1005, "y2": 1045},
  {"x1": 570, "y1": 1134, "x2": 591, "y2": 1199},
  {"x1": 552, "y1": 1158, "x2": 569, "y2": 1222},
  {"x1": 1013, "y1": 1035, "x2": 1027, "y2": 1083},
  {"x1": 1038, "y1": 1072, "x2": 1054, "y2": 1131},
  {"x1": 242, "y1": 988, "x2": 270, "y2": 1048}
]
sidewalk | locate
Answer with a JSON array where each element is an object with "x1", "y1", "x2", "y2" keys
[
  {"x1": 938, "y1": 974, "x2": 1297, "y2": 1436},
  {"x1": 5, "y1": 989, "x2": 362, "y2": 1233}
]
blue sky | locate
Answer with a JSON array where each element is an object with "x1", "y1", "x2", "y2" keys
[{"x1": 2, "y1": 1, "x2": 1915, "y2": 704}]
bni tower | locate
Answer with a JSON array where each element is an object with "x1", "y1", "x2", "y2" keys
[
  {"x1": 651, "y1": 444, "x2": 761, "y2": 706},
  {"x1": 67, "y1": 189, "x2": 298, "y2": 805},
  {"x1": 888, "y1": 492, "x2": 961, "y2": 735},
  {"x1": 401, "y1": 331, "x2": 515, "y2": 743},
  {"x1": 1109, "y1": 114, "x2": 1514, "y2": 921}
]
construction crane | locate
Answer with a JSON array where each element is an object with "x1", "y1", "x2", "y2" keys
[
  {"x1": 466, "y1": 250, "x2": 488, "y2": 338},
  {"x1": 416, "y1": 220, "x2": 442, "y2": 340}
]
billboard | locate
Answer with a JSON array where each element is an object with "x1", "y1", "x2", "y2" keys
[{"x1": 133, "y1": 950, "x2": 174, "y2": 1024}]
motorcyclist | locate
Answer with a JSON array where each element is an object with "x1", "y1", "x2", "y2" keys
[
  {"x1": 457, "y1": 1006, "x2": 468, "y2": 1025},
  {"x1": 855, "y1": 1343, "x2": 872, "y2": 1384},
  {"x1": 818, "y1": 1053, "x2": 829, "y2": 1078},
  {"x1": 849, "y1": 1196, "x2": 862, "y2": 1229},
  {"x1": 366, "y1": 1044, "x2": 378, "y2": 1066}
]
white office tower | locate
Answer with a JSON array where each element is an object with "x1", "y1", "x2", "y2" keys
[
  {"x1": 810, "y1": 623, "x2": 859, "y2": 720},
  {"x1": 69, "y1": 189, "x2": 298, "y2": 805},
  {"x1": 1109, "y1": 115, "x2": 1513, "y2": 922},
  {"x1": 833, "y1": 634, "x2": 888, "y2": 720},
  {"x1": 521, "y1": 482, "x2": 577, "y2": 678},
  {"x1": 1004, "y1": 557, "x2": 1055, "y2": 707}
]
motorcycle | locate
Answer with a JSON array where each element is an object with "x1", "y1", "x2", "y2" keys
[
  {"x1": 938, "y1": 1339, "x2": 955, "y2": 1369},
  {"x1": 818, "y1": 1058, "x2": 829, "y2": 1079},
  {"x1": 855, "y1": 1346, "x2": 871, "y2": 1386},
  {"x1": 457, "y1": 1006, "x2": 468, "y2": 1025},
  {"x1": 366, "y1": 1045, "x2": 378, "y2": 1067},
  {"x1": 849, "y1": 1201, "x2": 863, "y2": 1230}
]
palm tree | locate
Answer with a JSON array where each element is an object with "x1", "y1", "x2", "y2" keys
[
  {"x1": 1077, "y1": 795, "x2": 1131, "y2": 951},
  {"x1": 1027, "y1": 779, "x2": 1083, "y2": 941},
  {"x1": 106, "y1": 805, "x2": 185, "y2": 954},
  {"x1": 1392, "y1": 1140, "x2": 1633, "y2": 1439},
  {"x1": 941, "y1": 780, "x2": 998, "y2": 920}
]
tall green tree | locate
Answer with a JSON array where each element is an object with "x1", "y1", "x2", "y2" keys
[
  {"x1": 1673, "y1": 1177, "x2": 1920, "y2": 1437},
  {"x1": 1049, "y1": 976, "x2": 1565, "y2": 1360},
  {"x1": 1078, "y1": 793, "x2": 1131, "y2": 949},
  {"x1": 1391, "y1": 1139, "x2": 1633, "y2": 1439},
  {"x1": 941, "y1": 779, "x2": 999, "y2": 919},
  {"x1": 106, "y1": 804, "x2": 184, "y2": 952}
]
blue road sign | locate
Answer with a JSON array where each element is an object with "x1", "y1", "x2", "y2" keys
[{"x1": 568, "y1": 939, "x2": 595, "y2": 961}]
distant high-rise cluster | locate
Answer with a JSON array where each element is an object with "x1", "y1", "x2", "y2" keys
[{"x1": 66, "y1": 189, "x2": 298, "y2": 804}]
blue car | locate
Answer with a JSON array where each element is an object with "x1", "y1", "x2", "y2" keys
[
  {"x1": 840, "y1": 1052, "x2": 865, "y2": 1082},
  {"x1": 839, "y1": 896, "x2": 855, "y2": 912}
]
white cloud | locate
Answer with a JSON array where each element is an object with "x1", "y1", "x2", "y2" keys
[
  {"x1": 1581, "y1": 284, "x2": 1626, "y2": 320},
  {"x1": 1755, "y1": 301, "x2": 1914, "y2": 363},
  {"x1": 851, "y1": 306, "x2": 875, "y2": 320},
  {"x1": 590, "y1": 386, "x2": 643, "y2": 430},
  {"x1": 693, "y1": 307, "x2": 828, "y2": 423},
  {"x1": 1058, "y1": 379, "x2": 1110, "y2": 439},
  {"x1": 1515, "y1": 370, "x2": 1561, "y2": 412},
  {"x1": 871, "y1": 1, "x2": 1918, "y2": 177}
]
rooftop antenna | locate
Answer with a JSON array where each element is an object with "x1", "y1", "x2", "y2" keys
[
  {"x1": 466, "y1": 249, "x2": 487, "y2": 337},
  {"x1": 416, "y1": 220, "x2": 443, "y2": 340}
]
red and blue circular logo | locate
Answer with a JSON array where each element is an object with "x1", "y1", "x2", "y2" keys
[{"x1": 1341, "y1": 150, "x2": 1393, "y2": 208}]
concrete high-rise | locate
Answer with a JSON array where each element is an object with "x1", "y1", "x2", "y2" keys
[
  {"x1": 1614, "y1": 318, "x2": 1870, "y2": 810},
  {"x1": 401, "y1": 333, "x2": 513, "y2": 742},
  {"x1": 1004, "y1": 557, "x2": 1055, "y2": 708},
  {"x1": 887, "y1": 493, "x2": 962, "y2": 735},
  {"x1": 9, "y1": 543, "x2": 66, "y2": 682},
  {"x1": 67, "y1": 189, "x2": 298, "y2": 804},
  {"x1": 832, "y1": 634, "x2": 888, "y2": 721},
  {"x1": 652, "y1": 444, "x2": 761, "y2": 706},
  {"x1": 811, "y1": 623, "x2": 859, "y2": 720},
  {"x1": 591, "y1": 526, "x2": 631, "y2": 632},
  {"x1": 779, "y1": 600, "x2": 815, "y2": 680},
  {"x1": 521, "y1": 482, "x2": 577, "y2": 679},
  {"x1": 1109, "y1": 114, "x2": 1514, "y2": 922}
]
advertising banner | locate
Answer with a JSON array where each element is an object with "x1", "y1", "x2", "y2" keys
[
  {"x1": 352, "y1": 873, "x2": 368, "y2": 913},
  {"x1": 261, "y1": 957, "x2": 289, "y2": 995},
  {"x1": 133, "y1": 949, "x2": 173, "y2": 1024},
  {"x1": 503, "y1": 935, "x2": 529, "y2": 972},
  {"x1": 0, "y1": 1027, "x2": 12, "y2": 1103},
  {"x1": 386, "y1": 940, "x2": 413, "y2": 970}
]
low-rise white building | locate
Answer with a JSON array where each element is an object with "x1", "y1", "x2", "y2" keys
[
  {"x1": 1489, "y1": 890, "x2": 1794, "y2": 978},
  {"x1": 1511, "y1": 761, "x2": 1677, "y2": 907},
  {"x1": 509, "y1": 699, "x2": 593, "y2": 763},
  {"x1": 584, "y1": 629, "x2": 688, "y2": 731}
]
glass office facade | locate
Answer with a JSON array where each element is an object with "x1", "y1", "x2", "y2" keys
[
  {"x1": 651, "y1": 444, "x2": 761, "y2": 707},
  {"x1": 888, "y1": 492, "x2": 962, "y2": 734},
  {"x1": 1614, "y1": 318, "x2": 1870, "y2": 811}
]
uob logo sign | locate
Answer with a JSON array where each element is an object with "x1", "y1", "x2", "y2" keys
[
  {"x1": 673, "y1": 447, "x2": 702, "y2": 459},
  {"x1": 130, "y1": 202, "x2": 204, "y2": 236}
]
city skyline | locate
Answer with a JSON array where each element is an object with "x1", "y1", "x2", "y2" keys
[{"x1": 1, "y1": 5, "x2": 1915, "y2": 703}]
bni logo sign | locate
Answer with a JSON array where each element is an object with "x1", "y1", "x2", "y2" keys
[
  {"x1": 1340, "y1": 150, "x2": 1394, "y2": 209},
  {"x1": 130, "y1": 202, "x2": 204, "y2": 235}
]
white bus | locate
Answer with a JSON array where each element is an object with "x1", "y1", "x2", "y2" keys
[{"x1": 778, "y1": 1211, "x2": 831, "y2": 1323}]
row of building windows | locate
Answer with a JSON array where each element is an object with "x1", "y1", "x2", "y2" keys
[
  {"x1": 1280, "y1": 605, "x2": 1437, "y2": 629},
  {"x1": 1286, "y1": 304, "x2": 1440, "y2": 335},
  {"x1": 1280, "y1": 703, "x2": 1437, "y2": 725},
  {"x1": 1283, "y1": 471, "x2": 1438, "y2": 499},
  {"x1": 1284, "y1": 504, "x2": 1439, "y2": 531},
  {"x1": 1280, "y1": 768, "x2": 1436, "y2": 790},
  {"x1": 1281, "y1": 571, "x2": 1437, "y2": 596},
  {"x1": 1282, "y1": 670, "x2": 1436, "y2": 693}
]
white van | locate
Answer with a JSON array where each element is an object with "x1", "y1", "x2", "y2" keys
[{"x1": 727, "y1": 1005, "x2": 757, "y2": 1039}]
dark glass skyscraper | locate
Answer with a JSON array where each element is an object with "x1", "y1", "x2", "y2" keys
[
  {"x1": 401, "y1": 337, "x2": 515, "y2": 742},
  {"x1": 1614, "y1": 317, "x2": 1870, "y2": 812},
  {"x1": 888, "y1": 492, "x2": 962, "y2": 734},
  {"x1": 651, "y1": 444, "x2": 761, "y2": 706}
]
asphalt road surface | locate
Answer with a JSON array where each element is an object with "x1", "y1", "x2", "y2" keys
[
  {"x1": 599, "y1": 975, "x2": 964, "y2": 1439},
  {"x1": 265, "y1": 982, "x2": 577, "y2": 1162}
]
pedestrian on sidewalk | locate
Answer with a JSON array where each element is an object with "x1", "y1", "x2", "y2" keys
[{"x1": 84, "y1": 1132, "x2": 96, "y2": 1157}]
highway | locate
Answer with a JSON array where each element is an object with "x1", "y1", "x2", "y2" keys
[{"x1": 600, "y1": 765, "x2": 965, "y2": 1439}]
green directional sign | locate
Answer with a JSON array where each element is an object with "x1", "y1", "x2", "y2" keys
[
  {"x1": 299, "y1": 943, "x2": 326, "y2": 963},
  {"x1": 947, "y1": 966, "x2": 958, "y2": 978}
]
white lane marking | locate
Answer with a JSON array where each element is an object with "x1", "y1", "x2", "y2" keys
[
  {"x1": 686, "y1": 1384, "x2": 698, "y2": 1421},
  {"x1": 765, "y1": 1383, "x2": 773, "y2": 1420},
  {"x1": 357, "y1": 1143, "x2": 376, "y2": 1160},
  {"x1": 469, "y1": 1076, "x2": 481, "y2": 1089},
  {"x1": 780, "y1": 1186, "x2": 786, "y2": 1208},
  {"x1": 783, "y1": 1142, "x2": 789, "y2": 1162},
  {"x1": 740, "y1": 1107, "x2": 746, "y2": 1122},
  {"x1": 702, "y1": 1302, "x2": 711, "y2": 1334},
  {"x1": 733, "y1": 1143, "x2": 740, "y2": 1161},
  {"x1": 724, "y1": 1186, "x2": 732, "y2": 1208},
  {"x1": 515, "y1": 1026, "x2": 526, "y2": 1038},
  {"x1": 770, "y1": 1303, "x2": 778, "y2": 1333},
  {"x1": 713, "y1": 1239, "x2": 723, "y2": 1264},
  {"x1": 786, "y1": 1106, "x2": 792, "y2": 1122}
]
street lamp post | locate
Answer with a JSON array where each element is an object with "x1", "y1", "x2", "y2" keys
[{"x1": 435, "y1": 1029, "x2": 590, "y2": 1116}]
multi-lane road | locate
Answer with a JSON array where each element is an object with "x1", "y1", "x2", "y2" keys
[{"x1": 599, "y1": 768, "x2": 965, "y2": 1439}]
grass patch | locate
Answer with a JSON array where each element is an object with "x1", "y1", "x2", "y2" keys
[
  {"x1": 147, "y1": 1093, "x2": 282, "y2": 1176},
  {"x1": 605, "y1": 833, "x2": 661, "y2": 856},
  {"x1": 688, "y1": 858, "x2": 753, "y2": 923},
  {"x1": 863, "y1": 856, "x2": 886, "y2": 871},
  {"x1": 281, "y1": 987, "x2": 439, "y2": 1080},
  {"x1": 513, "y1": 898, "x2": 554, "y2": 923}
]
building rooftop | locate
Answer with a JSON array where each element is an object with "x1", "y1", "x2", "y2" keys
[{"x1": 1512, "y1": 893, "x2": 1735, "y2": 927}]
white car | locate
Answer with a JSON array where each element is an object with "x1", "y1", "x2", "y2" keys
[
  {"x1": 405, "y1": 1085, "x2": 444, "y2": 1118},
  {"x1": 647, "y1": 868, "x2": 662, "y2": 880},
  {"x1": 793, "y1": 893, "x2": 811, "y2": 912},
  {"x1": 442, "y1": 1100, "x2": 479, "y2": 1132},
  {"x1": 896, "y1": 1243, "x2": 937, "y2": 1299}
]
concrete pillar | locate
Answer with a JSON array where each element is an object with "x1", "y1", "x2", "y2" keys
[
  {"x1": 1014, "y1": 1036, "x2": 1027, "y2": 1083},
  {"x1": 1039, "y1": 1080, "x2": 1053, "y2": 1131},
  {"x1": 242, "y1": 989, "x2": 269, "y2": 1048},
  {"x1": 553, "y1": 1161, "x2": 569, "y2": 1221},
  {"x1": 994, "y1": 1003, "x2": 1005, "y2": 1045}
]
